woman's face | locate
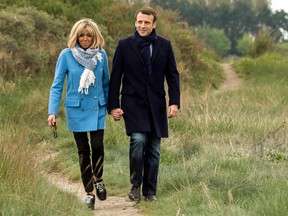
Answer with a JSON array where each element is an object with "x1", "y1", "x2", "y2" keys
[{"x1": 78, "y1": 29, "x2": 93, "y2": 49}]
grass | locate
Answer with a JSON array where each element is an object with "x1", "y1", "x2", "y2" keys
[
  {"x1": 0, "y1": 76, "x2": 92, "y2": 215},
  {"x1": 275, "y1": 41, "x2": 288, "y2": 55},
  {"x1": 1, "y1": 51, "x2": 288, "y2": 215}
]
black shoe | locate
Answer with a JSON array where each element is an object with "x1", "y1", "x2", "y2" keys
[
  {"x1": 95, "y1": 180, "x2": 107, "y2": 201},
  {"x1": 85, "y1": 194, "x2": 95, "y2": 210},
  {"x1": 144, "y1": 195, "x2": 157, "y2": 202},
  {"x1": 128, "y1": 185, "x2": 140, "y2": 202}
]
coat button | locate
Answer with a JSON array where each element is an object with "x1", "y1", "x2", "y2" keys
[
  {"x1": 81, "y1": 109, "x2": 85, "y2": 112},
  {"x1": 93, "y1": 85, "x2": 96, "y2": 88},
  {"x1": 80, "y1": 98, "x2": 84, "y2": 101},
  {"x1": 94, "y1": 96, "x2": 97, "y2": 99},
  {"x1": 94, "y1": 107, "x2": 97, "y2": 111}
]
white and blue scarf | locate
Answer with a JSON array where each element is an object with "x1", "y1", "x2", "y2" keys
[{"x1": 70, "y1": 44, "x2": 102, "y2": 94}]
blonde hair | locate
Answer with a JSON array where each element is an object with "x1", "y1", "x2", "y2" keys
[{"x1": 68, "y1": 18, "x2": 105, "y2": 49}]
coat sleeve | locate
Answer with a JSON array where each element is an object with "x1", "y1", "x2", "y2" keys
[
  {"x1": 108, "y1": 41, "x2": 124, "y2": 111},
  {"x1": 48, "y1": 50, "x2": 67, "y2": 116},
  {"x1": 101, "y1": 49, "x2": 110, "y2": 107},
  {"x1": 166, "y1": 41, "x2": 180, "y2": 108}
]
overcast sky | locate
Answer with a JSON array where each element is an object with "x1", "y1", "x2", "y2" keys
[
  {"x1": 270, "y1": 0, "x2": 288, "y2": 12},
  {"x1": 270, "y1": 0, "x2": 288, "y2": 39}
]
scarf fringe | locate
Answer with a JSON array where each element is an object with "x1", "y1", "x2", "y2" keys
[{"x1": 78, "y1": 68, "x2": 96, "y2": 94}]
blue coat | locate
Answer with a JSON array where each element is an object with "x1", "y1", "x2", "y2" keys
[
  {"x1": 108, "y1": 35, "x2": 180, "y2": 138},
  {"x1": 48, "y1": 48, "x2": 110, "y2": 132}
]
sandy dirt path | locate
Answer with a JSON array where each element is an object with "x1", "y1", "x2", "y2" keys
[
  {"x1": 219, "y1": 63, "x2": 241, "y2": 91},
  {"x1": 41, "y1": 152, "x2": 142, "y2": 216}
]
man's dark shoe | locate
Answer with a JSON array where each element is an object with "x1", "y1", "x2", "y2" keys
[
  {"x1": 85, "y1": 194, "x2": 95, "y2": 210},
  {"x1": 95, "y1": 180, "x2": 107, "y2": 201},
  {"x1": 144, "y1": 195, "x2": 157, "y2": 202},
  {"x1": 128, "y1": 185, "x2": 140, "y2": 202}
]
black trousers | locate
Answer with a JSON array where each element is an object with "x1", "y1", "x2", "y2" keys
[{"x1": 73, "y1": 130, "x2": 104, "y2": 193}]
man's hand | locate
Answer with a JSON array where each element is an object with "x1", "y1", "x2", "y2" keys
[
  {"x1": 168, "y1": 104, "x2": 178, "y2": 118},
  {"x1": 111, "y1": 108, "x2": 124, "y2": 121}
]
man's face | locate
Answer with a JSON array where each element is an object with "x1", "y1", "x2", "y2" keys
[{"x1": 135, "y1": 12, "x2": 156, "y2": 37}]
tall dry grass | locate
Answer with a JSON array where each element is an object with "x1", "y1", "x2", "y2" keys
[{"x1": 0, "y1": 75, "x2": 90, "y2": 215}]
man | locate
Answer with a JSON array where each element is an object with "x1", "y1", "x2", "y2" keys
[{"x1": 108, "y1": 6, "x2": 180, "y2": 202}]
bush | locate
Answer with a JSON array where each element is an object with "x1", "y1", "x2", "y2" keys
[
  {"x1": 237, "y1": 33, "x2": 254, "y2": 56},
  {"x1": 196, "y1": 24, "x2": 231, "y2": 57},
  {"x1": 0, "y1": 6, "x2": 66, "y2": 78},
  {"x1": 249, "y1": 29, "x2": 275, "y2": 57},
  {"x1": 0, "y1": 2, "x2": 222, "y2": 91}
]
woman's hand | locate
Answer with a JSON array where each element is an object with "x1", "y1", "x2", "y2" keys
[{"x1": 47, "y1": 114, "x2": 56, "y2": 127}]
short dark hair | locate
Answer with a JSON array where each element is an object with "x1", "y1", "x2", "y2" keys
[{"x1": 135, "y1": 6, "x2": 157, "y2": 22}]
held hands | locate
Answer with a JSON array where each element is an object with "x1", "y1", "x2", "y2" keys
[
  {"x1": 111, "y1": 108, "x2": 124, "y2": 121},
  {"x1": 168, "y1": 104, "x2": 178, "y2": 118},
  {"x1": 110, "y1": 105, "x2": 177, "y2": 121},
  {"x1": 47, "y1": 114, "x2": 57, "y2": 127}
]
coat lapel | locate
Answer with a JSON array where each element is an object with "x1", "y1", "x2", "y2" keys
[
  {"x1": 151, "y1": 38, "x2": 160, "y2": 64},
  {"x1": 129, "y1": 36, "x2": 144, "y2": 65}
]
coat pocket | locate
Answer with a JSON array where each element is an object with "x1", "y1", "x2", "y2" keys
[
  {"x1": 98, "y1": 97, "x2": 107, "y2": 106},
  {"x1": 64, "y1": 98, "x2": 80, "y2": 107}
]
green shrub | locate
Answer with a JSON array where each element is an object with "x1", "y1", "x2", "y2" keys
[
  {"x1": 234, "y1": 52, "x2": 288, "y2": 83},
  {"x1": 0, "y1": 7, "x2": 66, "y2": 78},
  {"x1": 1, "y1": 2, "x2": 222, "y2": 91},
  {"x1": 197, "y1": 24, "x2": 231, "y2": 57},
  {"x1": 249, "y1": 29, "x2": 275, "y2": 57},
  {"x1": 237, "y1": 33, "x2": 254, "y2": 56}
]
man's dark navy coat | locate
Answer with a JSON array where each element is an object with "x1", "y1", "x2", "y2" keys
[{"x1": 108, "y1": 33, "x2": 180, "y2": 138}]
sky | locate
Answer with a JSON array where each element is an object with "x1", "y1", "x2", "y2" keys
[
  {"x1": 270, "y1": 0, "x2": 288, "y2": 39},
  {"x1": 270, "y1": 0, "x2": 288, "y2": 12}
]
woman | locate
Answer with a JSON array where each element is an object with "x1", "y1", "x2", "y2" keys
[{"x1": 47, "y1": 18, "x2": 109, "y2": 210}]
